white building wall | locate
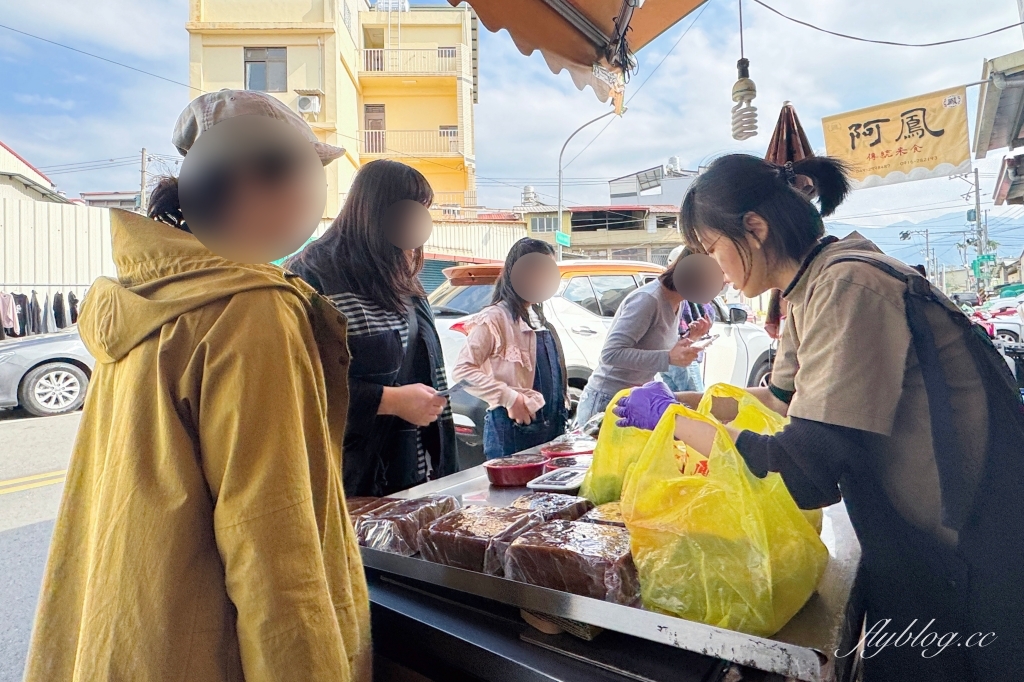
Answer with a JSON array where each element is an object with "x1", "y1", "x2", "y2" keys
[{"x1": 0, "y1": 199, "x2": 115, "y2": 301}]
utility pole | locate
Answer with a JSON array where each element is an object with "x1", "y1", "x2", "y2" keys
[
  {"x1": 974, "y1": 167, "x2": 983, "y2": 258},
  {"x1": 139, "y1": 148, "x2": 148, "y2": 214},
  {"x1": 925, "y1": 229, "x2": 930, "y2": 279},
  {"x1": 557, "y1": 110, "x2": 617, "y2": 260}
]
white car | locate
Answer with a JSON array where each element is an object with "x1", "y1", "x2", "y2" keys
[{"x1": 429, "y1": 261, "x2": 774, "y2": 463}]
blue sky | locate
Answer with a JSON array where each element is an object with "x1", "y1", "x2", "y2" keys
[{"x1": 2, "y1": 0, "x2": 1024, "y2": 259}]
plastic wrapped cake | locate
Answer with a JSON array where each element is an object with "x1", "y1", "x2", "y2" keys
[
  {"x1": 578, "y1": 501, "x2": 626, "y2": 528},
  {"x1": 355, "y1": 494, "x2": 460, "y2": 556},
  {"x1": 346, "y1": 496, "x2": 399, "y2": 517},
  {"x1": 503, "y1": 520, "x2": 640, "y2": 605},
  {"x1": 510, "y1": 492, "x2": 594, "y2": 521},
  {"x1": 418, "y1": 505, "x2": 545, "y2": 575}
]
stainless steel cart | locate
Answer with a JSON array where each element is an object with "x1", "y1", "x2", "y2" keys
[{"x1": 364, "y1": 460, "x2": 864, "y2": 682}]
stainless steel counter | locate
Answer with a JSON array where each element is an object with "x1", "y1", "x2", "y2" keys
[{"x1": 366, "y1": 460, "x2": 863, "y2": 682}]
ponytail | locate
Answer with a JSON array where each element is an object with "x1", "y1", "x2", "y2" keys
[
  {"x1": 789, "y1": 156, "x2": 851, "y2": 217},
  {"x1": 147, "y1": 176, "x2": 190, "y2": 232}
]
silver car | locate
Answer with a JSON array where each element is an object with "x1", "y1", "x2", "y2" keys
[{"x1": 0, "y1": 328, "x2": 94, "y2": 416}]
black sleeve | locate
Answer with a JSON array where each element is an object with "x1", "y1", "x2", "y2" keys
[{"x1": 735, "y1": 417, "x2": 869, "y2": 510}]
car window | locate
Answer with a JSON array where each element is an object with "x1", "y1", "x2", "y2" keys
[
  {"x1": 562, "y1": 277, "x2": 600, "y2": 316},
  {"x1": 590, "y1": 275, "x2": 639, "y2": 317},
  {"x1": 429, "y1": 283, "x2": 495, "y2": 316}
]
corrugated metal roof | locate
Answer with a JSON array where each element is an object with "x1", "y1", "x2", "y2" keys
[
  {"x1": 476, "y1": 211, "x2": 522, "y2": 221},
  {"x1": 0, "y1": 140, "x2": 53, "y2": 187},
  {"x1": 568, "y1": 204, "x2": 678, "y2": 213}
]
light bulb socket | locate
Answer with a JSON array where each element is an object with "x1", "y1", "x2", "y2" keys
[{"x1": 736, "y1": 58, "x2": 750, "y2": 79}]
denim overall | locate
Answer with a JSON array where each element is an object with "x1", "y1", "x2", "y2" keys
[{"x1": 483, "y1": 329, "x2": 567, "y2": 459}]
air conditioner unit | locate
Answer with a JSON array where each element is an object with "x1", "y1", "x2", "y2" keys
[{"x1": 297, "y1": 95, "x2": 321, "y2": 115}]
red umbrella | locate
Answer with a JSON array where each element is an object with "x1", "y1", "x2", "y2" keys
[{"x1": 764, "y1": 102, "x2": 814, "y2": 338}]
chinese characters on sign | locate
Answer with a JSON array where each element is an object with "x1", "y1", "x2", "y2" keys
[
  {"x1": 822, "y1": 87, "x2": 970, "y2": 189},
  {"x1": 847, "y1": 109, "x2": 946, "y2": 151}
]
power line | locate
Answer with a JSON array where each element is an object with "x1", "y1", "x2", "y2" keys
[
  {"x1": 750, "y1": 0, "x2": 1024, "y2": 48},
  {"x1": 564, "y1": 0, "x2": 715, "y2": 170},
  {"x1": 37, "y1": 156, "x2": 138, "y2": 171},
  {"x1": 0, "y1": 23, "x2": 201, "y2": 92}
]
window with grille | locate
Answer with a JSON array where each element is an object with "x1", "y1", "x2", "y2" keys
[
  {"x1": 530, "y1": 216, "x2": 558, "y2": 233},
  {"x1": 244, "y1": 48, "x2": 287, "y2": 92}
]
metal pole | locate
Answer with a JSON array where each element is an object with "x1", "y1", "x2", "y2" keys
[
  {"x1": 925, "y1": 229, "x2": 930, "y2": 279},
  {"x1": 558, "y1": 110, "x2": 616, "y2": 259},
  {"x1": 140, "y1": 147, "x2": 148, "y2": 214},
  {"x1": 974, "y1": 167, "x2": 983, "y2": 293}
]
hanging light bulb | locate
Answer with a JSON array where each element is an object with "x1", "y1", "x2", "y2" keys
[
  {"x1": 731, "y1": 57, "x2": 758, "y2": 140},
  {"x1": 730, "y1": 0, "x2": 757, "y2": 141}
]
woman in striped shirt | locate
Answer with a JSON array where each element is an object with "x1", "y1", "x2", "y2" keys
[{"x1": 288, "y1": 160, "x2": 459, "y2": 496}]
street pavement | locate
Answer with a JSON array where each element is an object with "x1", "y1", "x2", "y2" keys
[{"x1": 0, "y1": 409, "x2": 79, "y2": 682}]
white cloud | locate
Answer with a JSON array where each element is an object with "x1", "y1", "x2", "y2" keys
[
  {"x1": 1, "y1": 0, "x2": 189, "y2": 61},
  {"x1": 473, "y1": 0, "x2": 1024, "y2": 230},
  {"x1": 13, "y1": 94, "x2": 76, "y2": 110}
]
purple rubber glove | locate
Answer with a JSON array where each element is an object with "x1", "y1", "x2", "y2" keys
[{"x1": 613, "y1": 381, "x2": 678, "y2": 431}]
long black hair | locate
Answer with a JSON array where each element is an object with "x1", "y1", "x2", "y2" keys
[
  {"x1": 491, "y1": 237, "x2": 556, "y2": 327},
  {"x1": 680, "y1": 155, "x2": 850, "y2": 280},
  {"x1": 286, "y1": 159, "x2": 433, "y2": 313},
  {"x1": 147, "y1": 176, "x2": 190, "y2": 232}
]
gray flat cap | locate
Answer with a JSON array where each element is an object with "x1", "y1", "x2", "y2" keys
[{"x1": 172, "y1": 89, "x2": 345, "y2": 165}]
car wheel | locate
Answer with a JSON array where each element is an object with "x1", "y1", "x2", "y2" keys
[
  {"x1": 996, "y1": 330, "x2": 1020, "y2": 344},
  {"x1": 568, "y1": 382, "x2": 585, "y2": 421},
  {"x1": 749, "y1": 360, "x2": 772, "y2": 388},
  {"x1": 18, "y1": 363, "x2": 89, "y2": 417}
]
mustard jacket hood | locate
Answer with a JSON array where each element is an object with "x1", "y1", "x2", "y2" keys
[{"x1": 80, "y1": 209, "x2": 309, "y2": 363}]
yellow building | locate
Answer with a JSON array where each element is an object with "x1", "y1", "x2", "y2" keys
[{"x1": 186, "y1": 0, "x2": 478, "y2": 223}]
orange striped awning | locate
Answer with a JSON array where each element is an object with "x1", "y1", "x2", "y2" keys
[{"x1": 451, "y1": 0, "x2": 707, "y2": 110}]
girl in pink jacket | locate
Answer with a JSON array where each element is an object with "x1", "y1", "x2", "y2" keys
[{"x1": 453, "y1": 239, "x2": 570, "y2": 459}]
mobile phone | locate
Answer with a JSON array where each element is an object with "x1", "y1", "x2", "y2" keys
[
  {"x1": 692, "y1": 334, "x2": 720, "y2": 350},
  {"x1": 436, "y1": 379, "x2": 470, "y2": 398}
]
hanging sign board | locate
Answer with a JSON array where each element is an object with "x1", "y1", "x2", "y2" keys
[
  {"x1": 822, "y1": 86, "x2": 971, "y2": 189},
  {"x1": 555, "y1": 231, "x2": 571, "y2": 247}
]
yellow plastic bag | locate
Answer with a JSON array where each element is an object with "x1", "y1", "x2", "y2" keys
[
  {"x1": 620, "y1": 385, "x2": 829, "y2": 637},
  {"x1": 579, "y1": 388, "x2": 651, "y2": 505},
  {"x1": 699, "y1": 384, "x2": 822, "y2": 535}
]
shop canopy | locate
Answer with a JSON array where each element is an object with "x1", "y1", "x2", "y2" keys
[{"x1": 449, "y1": 0, "x2": 706, "y2": 110}]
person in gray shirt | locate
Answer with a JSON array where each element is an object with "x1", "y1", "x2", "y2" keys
[{"x1": 575, "y1": 263, "x2": 706, "y2": 426}]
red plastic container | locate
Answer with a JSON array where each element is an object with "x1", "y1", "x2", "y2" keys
[
  {"x1": 539, "y1": 441, "x2": 596, "y2": 458},
  {"x1": 483, "y1": 454, "x2": 547, "y2": 487},
  {"x1": 544, "y1": 455, "x2": 593, "y2": 472}
]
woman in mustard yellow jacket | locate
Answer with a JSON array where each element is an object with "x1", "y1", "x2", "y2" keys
[{"x1": 24, "y1": 91, "x2": 371, "y2": 682}]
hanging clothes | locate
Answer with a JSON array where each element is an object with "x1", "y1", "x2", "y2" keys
[
  {"x1": 69, "y1": 292, "x2": 79, "y2": 324},
  {"x1": 53, "y1": 292, "x2": 67, "y2": 329},
  {"x1": 29, "y1": 291, "x2": 42, "y2": 334},
  {"x1": 42, "y1": 294, "x2": 55, "y2": 334},
  {"x1": 14, "y1": 293, "x2": 30, "y2": 337},
  {"x1": 0, "y1": 291, "x2": 20, "y2": 335}
]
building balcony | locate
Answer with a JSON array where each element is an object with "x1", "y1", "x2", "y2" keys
[
  {"x1": 359, "y1": 129, "x2": 464, "y2": 157},
  {"x1": 360, "y1": 48, "x2": 460, "y2": 75},
  {"x1": 430, "y1": 190, "x2": 478, "y2": 219}
]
